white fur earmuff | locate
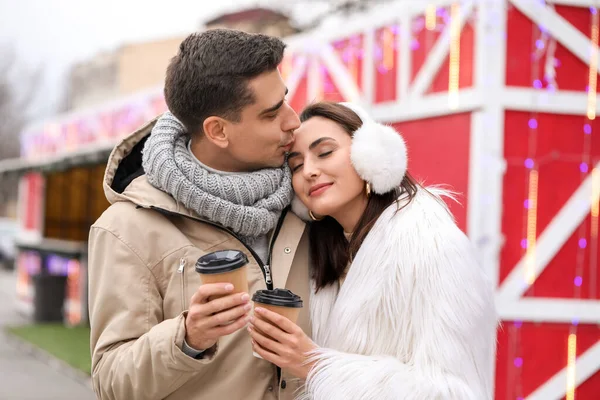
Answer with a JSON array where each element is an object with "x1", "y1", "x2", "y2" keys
[
  {"x1": 291, "y1": 102, "x2": 408, "y2": 221},
  {"x1": 342, "y1": 102, "x2": 408, "y2": 195}
]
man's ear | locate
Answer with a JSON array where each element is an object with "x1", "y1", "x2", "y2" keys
[{"x1": 203, "y1": 116, "x2": 229, "y2": 149}]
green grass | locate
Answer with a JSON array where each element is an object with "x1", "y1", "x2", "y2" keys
[{"x1": 7, "y1": 324, "x2": 91, "y2": 375}]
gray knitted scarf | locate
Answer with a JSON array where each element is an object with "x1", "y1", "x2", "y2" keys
[{"x1": 142, "y1": 112, "x2": 293, "y2": 244}]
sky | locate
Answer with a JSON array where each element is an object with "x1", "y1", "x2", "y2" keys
[{"x1": 0, "y1": 0, "x2": 331, "y2": 118}]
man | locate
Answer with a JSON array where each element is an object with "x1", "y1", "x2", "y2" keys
[{"x1": 88, "y1": 29, "x2": 311, "y2": 400}]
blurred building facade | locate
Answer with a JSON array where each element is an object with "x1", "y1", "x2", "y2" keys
[
  {"x1": 118, "y1": 37, "x2": 185, "y2": 96},
  {"x1": 205, "y1": 7, "x2": 299, "y2": 37},
  {"x1": 66, "y1": 37, "x2": 185, "y2": 111},
  {"x1": 66, "y1": 52, "x2": 119, "y2": 111},
  {"x1": 66, "y1": 7, "x2": 300, "y2": 112}
]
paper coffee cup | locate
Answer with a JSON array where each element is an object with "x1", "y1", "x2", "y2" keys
[
  {"x1": 251, "y1": 289, "x2": 303, "y2": 359},
  {"x1": 195, "y1": 250, "x2": 249, "y2": 299}
]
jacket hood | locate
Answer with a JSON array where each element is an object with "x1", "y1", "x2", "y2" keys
[{"x1": 102, "y1": 117, "x2": 197, "y2": 218}]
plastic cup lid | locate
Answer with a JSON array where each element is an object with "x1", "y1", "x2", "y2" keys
[
  {"x1": 195, "y1": 250, "x2": 248, "y2": 274},
  {"x1": 252, "y1": 288, "x2": 303, "y2": 308}
]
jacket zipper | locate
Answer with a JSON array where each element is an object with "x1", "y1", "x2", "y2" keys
[
  {"x1": 150, "y1": 206, "x2": 288, "y2": 384},
  {"x1": 266, "y1": 208, "x2": 289, "y2": 385},
  {"x1": 262, "y1": 206, "x2": 289, "y2": 287},
  {"x1": 177, "y1": 258, "x2": 187, "y2": 310},
  {"x1": 263, "y1": 264, "x2": 273, "y2": 286},
  {"x1": 150, "y1": 206, "x2": 290, "y2": 291}
]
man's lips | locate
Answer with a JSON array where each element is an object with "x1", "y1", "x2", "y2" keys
[{"x1": 309, "y1": 183, "x2": 333, "y2": 196}]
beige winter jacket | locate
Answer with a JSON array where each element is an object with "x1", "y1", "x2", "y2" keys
[{"x1": 88, "y1": 119, "x2": 312, "y2": 400}]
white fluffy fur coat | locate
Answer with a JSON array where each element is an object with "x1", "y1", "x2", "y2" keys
[{"x1": 299, "y1": 188, "x2": 497, "y2": 400}]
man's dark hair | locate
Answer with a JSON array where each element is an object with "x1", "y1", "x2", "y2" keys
[{"x1": 164, "y1": 29, "x2": 286, "y2": 136}]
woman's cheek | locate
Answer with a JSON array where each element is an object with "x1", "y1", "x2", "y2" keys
[
  {"x1": 292, "y1": 177, "x2": 309, "y2": 205},
  {"x1": 291, "y1": 175, "x2": 301, "y2": 194}
]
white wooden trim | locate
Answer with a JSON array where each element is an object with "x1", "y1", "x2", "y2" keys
[
  {"x1": 409, "y1": 1, "x2": 475, "y2": 98},
  {"x1": 407, "y1": 0, "x2": 470, "y2": 15},
  {"x1": 468, "y1": 0, "x2": 490, "y2": 245},
  {"x1": 525, "y1": 340, "x2": 600, "y2": 400},
  {"x1": 284, "y1": 0, "x2": 460, "y2": 52},
  {"x1": 319, "y1": 45, "x2": 362, "y2": 102},
  {"x1": 509, "y1": 0, "x2": 600, "y2": 74},
  {"x1": 497, "y1": 298, "x2": 600, "y2": 323},
  {"x1": 472, "y1": 2, "x2": 509, "y2": 396},
  {"x1": 467, "y1": 0, "x2": 507, "y2": 290},
  {"x1": 362, "y1": 29, "x2": 376, "y2": 105},
  {"x1": 469, "y1": 109, "x2": 497, "y2": 392},
  {"x1": 501, "y1": 88, "x2": 600, "y2": 115},
  {"x1": 284, "y1": 55, "x2": 308, "y2": 103},
  {"x1": 370, "y1": 88, "x2": 482, "y2": 123},
  {"x1": 307, "y1": 55, "x2": 321, "y2": 103},
  {"x1": 497, "y1": 161, "x2": 600, "y2": 301},
  {"x1": 546, "y1": 0, "x2": 600, "y2": 7},
  {"x1": 398, "y1": 13, "x2": 411, "y2": 102}
]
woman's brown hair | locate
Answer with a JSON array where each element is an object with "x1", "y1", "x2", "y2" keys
[{"x1": 299, "y1": 102, "x2": 418, "y2": 291}]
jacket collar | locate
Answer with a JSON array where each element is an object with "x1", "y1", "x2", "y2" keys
[{"x1": 102, "y1": 117, "x2": 198, "y2": 219}]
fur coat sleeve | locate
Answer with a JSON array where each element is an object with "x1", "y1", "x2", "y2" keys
[{"x1": 303, "y1": 189, "x2": 497, "y2": 400}]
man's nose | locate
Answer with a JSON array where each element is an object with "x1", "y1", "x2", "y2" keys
[{"x1": 282, "y1": 103, "x2": 301, "y2": 132}]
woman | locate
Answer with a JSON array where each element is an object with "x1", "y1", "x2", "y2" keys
[{"x1": 248, "y1": 102, "x2": 497, "y2": 399}]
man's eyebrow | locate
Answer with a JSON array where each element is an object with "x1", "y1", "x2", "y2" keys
[{"x1": 259, "y1": 88, "x2": 289, "y2": 116}]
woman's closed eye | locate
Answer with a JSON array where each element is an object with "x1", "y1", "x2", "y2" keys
[
  {"x1": 291, "y1": 163, "x2": 303, "y2": 173},
  {"x1": 290, "y1": 151, "x2": 333, "y2": 173}
]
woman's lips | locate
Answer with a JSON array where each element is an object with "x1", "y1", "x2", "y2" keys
[{"x1": 309, "y1": 183, "x2": 333, "y2": 196}]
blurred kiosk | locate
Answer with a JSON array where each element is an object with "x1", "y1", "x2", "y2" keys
[{"x1": 0, "y1": 88, "x2": 167, "y2": 325}]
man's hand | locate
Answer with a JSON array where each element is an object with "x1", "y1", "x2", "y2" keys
[{"x1": 185, "y1": 283, "x2": 251, "y2": 350}]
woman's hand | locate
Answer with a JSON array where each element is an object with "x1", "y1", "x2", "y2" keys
[{"x1": 248, "y1": 307, "x2": 317, "y2": 379}]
